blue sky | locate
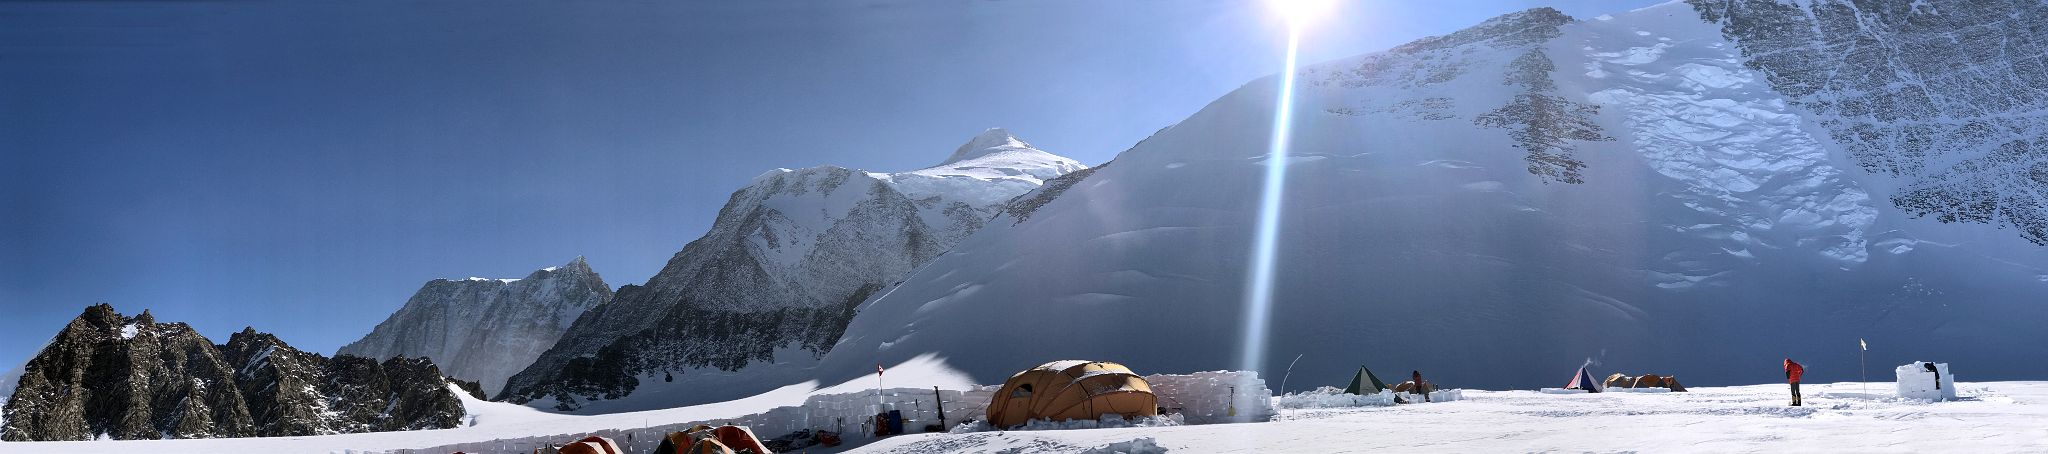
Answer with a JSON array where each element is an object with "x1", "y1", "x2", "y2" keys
[{"x1": 0, "y1": 0, "x2": 1660, "y2": 369}]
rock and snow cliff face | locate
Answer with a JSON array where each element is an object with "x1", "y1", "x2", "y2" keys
[
  {"x1": 1687, "y1": 0, "x2": 2048, "y2": 246},
  {"x1": 811, "y1": 3, "x2": 2048, "y2": 393},
  {"x1": 1, "y1": 305, "x2": 468, "y2": 441},
  {"x1": 338, "y1": 257, "x2": 612, "y2": 395},
  {"x1": 499, "y1": 129, "x2": 1084, "y2": 411}
]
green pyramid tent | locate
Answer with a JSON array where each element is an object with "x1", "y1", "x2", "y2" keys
[{"x1": 1342, "y1": 366, "x2": 1390, "y2": 395}]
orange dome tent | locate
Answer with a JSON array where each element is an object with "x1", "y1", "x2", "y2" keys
[{"x1": 986, "y1": 360, "x2": 1158, "y2": 428}]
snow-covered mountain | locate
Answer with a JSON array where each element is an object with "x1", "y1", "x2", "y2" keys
[
  {"x1": 338, "y1": 257, "x2": 612, "y2": 395},
  {"x1": 2, "y1": 305, "x2": 469, "y2": 441},
  {"x1": 809, "y1": 1, "x2": 2048, "y2": 393},
  {"x1": 499, "y1": 129, "x2": 1084, "y2": 411}
]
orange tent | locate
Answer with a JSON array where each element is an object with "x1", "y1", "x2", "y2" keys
[{"x1": 986, "y1": 360, "x2": 1158, "y2": 428}]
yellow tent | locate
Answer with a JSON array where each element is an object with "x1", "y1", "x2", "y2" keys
[{"x1": 986, "y1": 360, "x2": 1158, "y2": 428}]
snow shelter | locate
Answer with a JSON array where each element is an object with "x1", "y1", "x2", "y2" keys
[
  {"x1": 987, "y1": 360, "x2": 1159, "y2": 428},
  {"x1": 1896, "y1": 361, "x2": 1957, "y2": 401},
  {"x1": 1343, "y1": 366, "x2": 1391, "y2": 394},
  {"x1": 1564, "y1": 366, "x2": 1602, "y2": 392}
]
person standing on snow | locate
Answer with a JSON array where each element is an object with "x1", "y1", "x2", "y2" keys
[
  {"x1": 1784, "y1": 358, "x2": 1805, "y2": 406},
  {"x1": 1411, "y1": 370, "x2": 1430, "y2": 403}
]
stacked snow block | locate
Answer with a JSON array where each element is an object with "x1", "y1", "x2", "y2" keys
[
  {"x1": 1398, "y1": 389, "x2": 1465, "y2": 402},
  {"x1": 731, "y1": 386, "x2": 998, "y2": 438},
  {"x1": 1895, "y1": 362, "x2": 1957, "y2": 401},
  {"x1": 1602, "y1": 387, "x2": 1671, "y2": 394},
  {"x1": 1145, "y1": 371, "x2": 1275, "y2": 424},
  {"x1": 1274, "y1": 387, "x2": 1398, "y2": 409}
]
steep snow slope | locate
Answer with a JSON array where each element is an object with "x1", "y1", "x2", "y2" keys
[
  {"x1": 500, "y1": 129, "x2": 1082, "y2": 412},
  {"x1": 813, "y1": 4, "x2": 2048, "y2": 393},
  {"x1": 339, "y1": 257, "x2": 612, "y2": 395}
]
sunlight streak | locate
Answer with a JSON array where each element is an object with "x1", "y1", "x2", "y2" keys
[{"x1": 1237, "y1": 23, "x2": 1303, "y2": 418}]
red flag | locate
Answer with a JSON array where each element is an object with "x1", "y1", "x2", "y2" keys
[{"x1": 876, "y1": 364, "x2": 884, "y2": 376}]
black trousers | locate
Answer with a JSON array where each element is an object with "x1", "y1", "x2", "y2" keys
[{"x1": 1789, "y1": 382, "x2": 1802, "y2": 405}]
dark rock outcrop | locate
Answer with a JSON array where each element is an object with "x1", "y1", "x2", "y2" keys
[{"x1": 1, "y1": 305, "x2": 468, "y2": 441}]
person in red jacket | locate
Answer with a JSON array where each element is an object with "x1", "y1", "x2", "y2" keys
[{"x1": 1784, "y1": 358, "x2": 1805, "y2": 406}]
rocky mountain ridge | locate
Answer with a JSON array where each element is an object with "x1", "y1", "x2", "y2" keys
[
  {"x1": 1, "y1": 305, "x2": 469, "y2": 441},
  {"x1": 339, "y1": 256, "x2": 612, "y2": 395}
]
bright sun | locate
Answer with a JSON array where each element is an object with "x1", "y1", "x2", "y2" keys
[{"x1": 1269, "y1": 0, "x2": 1337, "y2": 29}]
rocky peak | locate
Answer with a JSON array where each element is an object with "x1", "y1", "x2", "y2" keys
[
  {"x1": 2, "y1": 306, "x2": 467, "y2": 441},
  {"x1": 1389, "y1": 7, "x2": 1571, "y2": 54},
  {"x1": 529, "y1": 255, "x2": 596, "y2": 280},
  {"x1": 77, "y1": 303, "x2": 120, "y2": 327}
]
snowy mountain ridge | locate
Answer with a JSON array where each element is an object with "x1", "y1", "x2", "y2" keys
[
  {"x1": 498, "y1": 129, "x2": 1083, "y2": 412},
  {"x1": 339, "y1": 257, "x2": 612, "y2": 396},
  {"x1": 806, "y1": 1, "x2": 2048, "y2": 396}
]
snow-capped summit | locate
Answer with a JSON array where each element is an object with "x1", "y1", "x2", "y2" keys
[
  {"x1": 339, "y1": 257, "x2": 611, "y2": 395},
  {"x1": 923, "y1": 128, "x2": 1084, "y2": 178},
  {"x1": 885, "y1": 128, "x2": 1088, "y2": 219},
  {"x1": 500, "y1": 130, "x2": 1085, "y2": 412},
  {"x1": 948, "y1": 127, "x2": 1027, "y2": 160}
]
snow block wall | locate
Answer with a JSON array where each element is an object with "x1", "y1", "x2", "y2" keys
[
  {"x1": 1276, "y1": 387, "x2": 1398, "y2": 409},
  {"x1": 407, "y1": 371, "x2": 1270, "y2": 453},
  {"x1": 1147, "y1": 371, "x2": 1275, "y2": 424},
  {"x1": 1896, "y1": 362, "x2": 1957, "y2": 401}
]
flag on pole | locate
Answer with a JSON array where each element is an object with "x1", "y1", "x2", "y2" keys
[
  {"x1": 877, "y1": 364, "x2": 885, "y2": 376},
  {"x1": 1860, "y1": 338, "x2": 1868, "y2": 351}
]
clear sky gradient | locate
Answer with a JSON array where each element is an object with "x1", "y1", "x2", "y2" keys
[{"x1": 0, "y1": 0, "x2": 1662, "y2": 370}]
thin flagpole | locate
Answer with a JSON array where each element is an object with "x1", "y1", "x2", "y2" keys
[{"x1": 1860, "y1": 338, "x2": 1868, "y2": 397}]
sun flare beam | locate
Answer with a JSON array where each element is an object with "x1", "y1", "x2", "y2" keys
[{"x1": 1237, "y1": 1, "x2": 1314, "y2": 420}]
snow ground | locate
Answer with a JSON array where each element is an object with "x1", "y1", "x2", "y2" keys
[
  {"x1": 4, "y1": 381, "x2": 2044, "y2": 452},
  {"x1": 855, "y1": 382, "x2": 2048, "y2": 453}
]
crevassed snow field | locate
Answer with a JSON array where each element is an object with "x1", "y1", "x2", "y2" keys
[{"x1": 857, "y1": 382, "x2": 2048, "y2": 453}]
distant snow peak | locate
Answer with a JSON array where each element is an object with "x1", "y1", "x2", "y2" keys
[
  {"x1": 339, "y1": 257, "x2": 612, "y2": 395},
  {"x1": 944, "y1": 127, "x2": 1032, "y2": 165}
]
